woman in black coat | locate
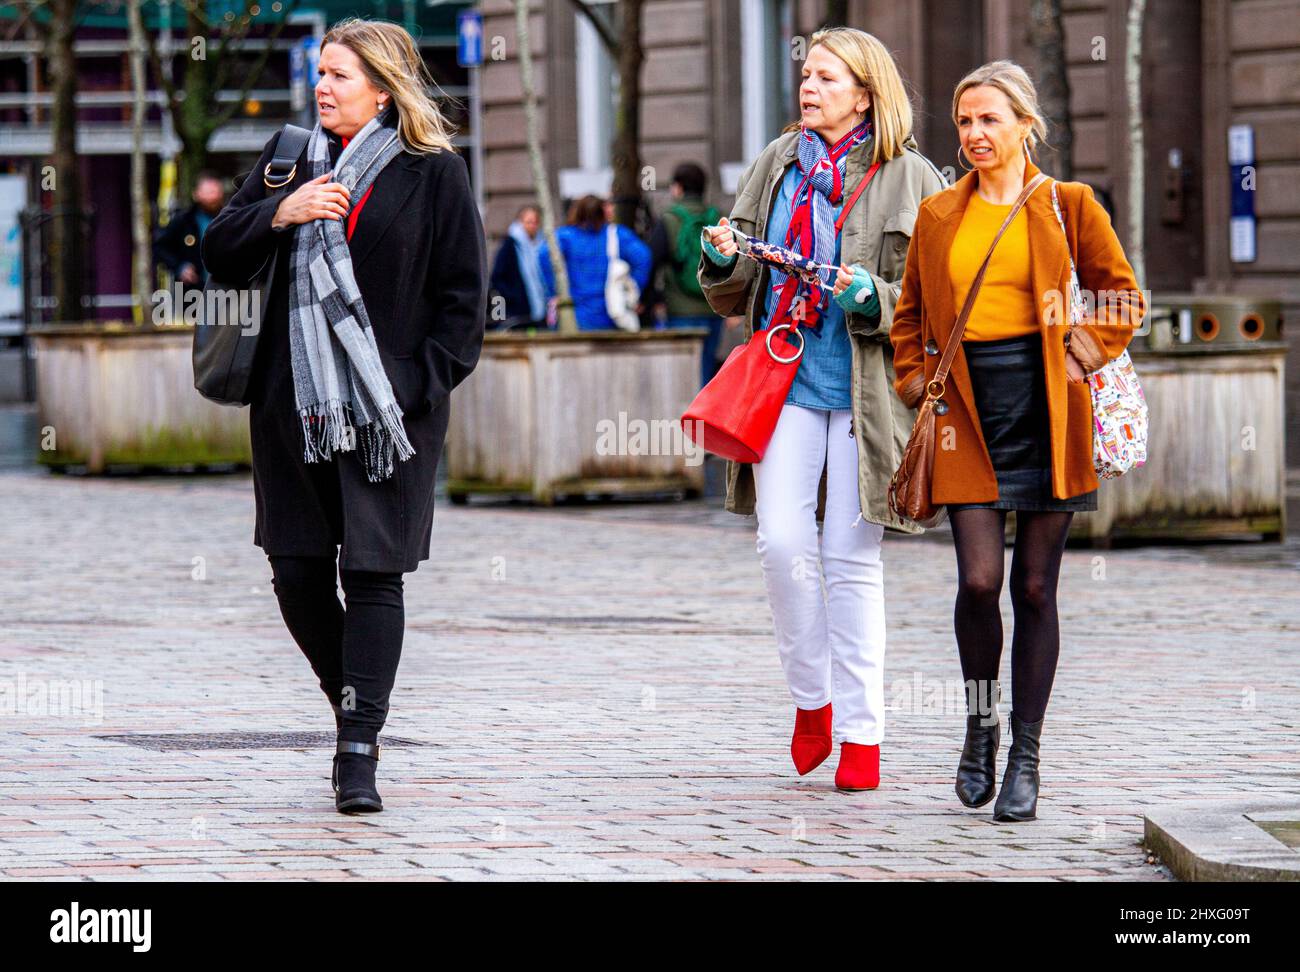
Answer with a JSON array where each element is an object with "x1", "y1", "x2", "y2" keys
[{"x1": 201, "y1": 17, "x2": 487, "y2": 814}]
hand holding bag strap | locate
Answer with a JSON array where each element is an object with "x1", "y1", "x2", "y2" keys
[
  {"x1": 193, "y1": 122, "x2": 310, "y2": 406},
  {"x1": 263, "y1": 123, "x2": 311, "y2": 188},
  {"x1": 925, "y1": 172, "x2": 1049, "y2": 401}
]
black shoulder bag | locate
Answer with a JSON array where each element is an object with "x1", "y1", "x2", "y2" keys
[{"x1": 193, "y1": 123, "x2": 311, "y2": 406}]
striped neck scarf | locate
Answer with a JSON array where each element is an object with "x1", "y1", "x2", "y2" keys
[
  {"x1": 770, "y1": 120, "x2": 872, "y2": 333},
  {"x1": 288, "y1": 107, "x2": 412, "y2": 483}
]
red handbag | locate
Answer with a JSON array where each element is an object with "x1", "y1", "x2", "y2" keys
[{"x1": 680, "y1": 162, "x2": 880, "y2": 463}]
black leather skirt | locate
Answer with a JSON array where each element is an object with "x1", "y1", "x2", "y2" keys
[{"x1": 948, "y1": 333, "x2": 1097, "y2": 513}]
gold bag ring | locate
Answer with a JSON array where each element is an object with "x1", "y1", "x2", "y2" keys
[
  {"x1": 925, "y1": 378, "x2": 946, "y2": 400},
  {"x1": 766, "y1": 323, "x2": 805, "y2": 365},
  {"x1": 263, "y1": 163, "x2": 297, "y2": 189}
]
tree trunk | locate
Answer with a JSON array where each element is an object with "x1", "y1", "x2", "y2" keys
[
  {"x1": 158, "y1": 2, "x2": 299, "y2": 199},
  {"x1": 1029, "y1": 0, "x2": 1073, "y2": 180},
  {"x1": 1125, "y1": 0, "x2": 1147, "y2": 287},
  {"x1": 609, "y1": 0, "x2": 645, "y2": 228},
  {"x1": 173, "y1": 7, "x2": 216, "y2": 201},
  {"x1": 823, "y1": 0, "x2": 850, "y2": 28},
  {"x1": 516, "y1": 0, "x2": 577, "y2": 334},
  {"x1": 126, "y1": 0, "x2": 152, "y2": 324},
  {"x1": 46, "y1": 0, "x2": 85, "y2": 323}
]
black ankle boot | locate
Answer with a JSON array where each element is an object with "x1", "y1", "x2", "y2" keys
[
  {"x1": 955, "y1": 713, "x2": 1000, "y2": 807},
  {"x1": 992, "y1": 713, "x2": 1043, "y2": 822},
  {"x1": 334, "y1": 740, "x2": 382, "y2": 814}
]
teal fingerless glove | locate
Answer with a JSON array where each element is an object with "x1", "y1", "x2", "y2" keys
[
  {"x1": 833, "y1": 265, "x2": 880, "y2": 319},
  {"x1": 701, "y1": 230, "x2": 737, "y2": 268}
]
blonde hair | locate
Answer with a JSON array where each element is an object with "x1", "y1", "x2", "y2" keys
[
  {"x1": 321, "y1": 17, "x2": 456, "y2": 154},
  {"x1": 951, "y1": 60, "x2": 1048, "y2": 155},
  {"x1": 791, "y1": 28, "x2": 914, "y2": 165}
]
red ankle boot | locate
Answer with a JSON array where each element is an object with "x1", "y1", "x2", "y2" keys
[
  {"x1": 834, "y1": 742, "x2": 880, "y2": 791},
  {"x1": 791, "y1": 703, "x2": 833, "y2": 775}
]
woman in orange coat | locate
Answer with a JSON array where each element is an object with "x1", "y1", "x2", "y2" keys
[{"x1": 890, "y1": 61, "x2": 1143, "y2": 821}]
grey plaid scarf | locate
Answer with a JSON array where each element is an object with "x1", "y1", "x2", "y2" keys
[{"x1": 288, "y1": 106, "x2": 412, "y2": 483}]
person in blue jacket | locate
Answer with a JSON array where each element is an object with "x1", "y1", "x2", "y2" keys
[{"x1": 539, "y1": 194, "x2": 652, "y2": 330}]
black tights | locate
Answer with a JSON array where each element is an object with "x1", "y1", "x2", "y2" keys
[
  {"x1": 268, "y1": 554, "x2": 405, "y2": 745},
  {"x1": 949, "y1": 509, "x2": 1073, "y2": 724}
]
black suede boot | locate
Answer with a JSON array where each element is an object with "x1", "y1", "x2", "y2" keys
[
  {"x1": 955, "y1": 712, "x2": 1001, "y2": 807},
  {"x1": 334, "y1": 740, "x2": 383, "y2": 814},
  {"x1": 992, "y1": 713, "x2": 1043, "y2": 822}
]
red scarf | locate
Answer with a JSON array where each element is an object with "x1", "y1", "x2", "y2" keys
[{"x1": 769, "y1": 121, "x2": 872, "y2": 333}]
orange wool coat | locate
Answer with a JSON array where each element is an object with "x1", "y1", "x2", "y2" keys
[{"x1": 889, "y1": 160, "x2": 1145, "y2": 504}]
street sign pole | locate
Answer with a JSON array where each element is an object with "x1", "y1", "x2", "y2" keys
[{"x1": 457, "y1": 10, "x2": 486, "y2": 217}]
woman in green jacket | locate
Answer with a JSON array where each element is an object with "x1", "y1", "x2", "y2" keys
[{"x1": 698, "y1": 27, "x2": 945, "y2": 791}]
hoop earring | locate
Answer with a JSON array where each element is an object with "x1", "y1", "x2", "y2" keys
[{"x1": 957, "y1": 147, "x2": 974, "y2": 173}]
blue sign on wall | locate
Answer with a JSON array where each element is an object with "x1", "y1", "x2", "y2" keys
[
  {"x1": 457, "y1": 10, "x2": 484, "y2": 67},
  {"x1": 1227, "y1": 124, "x2": 1256, "y2": 264}
]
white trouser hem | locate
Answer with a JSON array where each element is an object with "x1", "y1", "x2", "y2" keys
[{"x1": 753, "y1": 404, "x2": 888, "y2": 745}]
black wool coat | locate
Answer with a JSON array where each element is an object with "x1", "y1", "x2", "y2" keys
[{"x1": 201, "y1": 120, "x2": 488, "y2": 572}]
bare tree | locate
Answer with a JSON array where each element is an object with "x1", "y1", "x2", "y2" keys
[
  {"x1": 1029, "y1": 0, "x2": 1073, "y2": 180},
  {"x1": 10, "y1": 0, "x2": 89, "y2": 322},
  {"x1": 126, "y1": 0, "x2": 152, "y2": 323},
  {"x1": 145, "y1": 0, "x2": 300, "y2": 199},
  {"x1": 516, "y1": 0, "x2": 576, "y2": 334},
  {"x1": 567, "y1": 0, "x2": 645, "y2": 228},
  {"x1": 1125, "y1": 0, "x2": 1147, "y2": 287}
]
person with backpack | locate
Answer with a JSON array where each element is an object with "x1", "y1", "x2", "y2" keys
[{"x1": 650, "y1": 163, "x2": 724, "y2": 385}]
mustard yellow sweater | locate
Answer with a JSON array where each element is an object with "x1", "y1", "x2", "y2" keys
[{"x1": 947, "y1": 192, "x2": 1039, "y2": 341}]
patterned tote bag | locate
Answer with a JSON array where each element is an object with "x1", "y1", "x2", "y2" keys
[{"x1": 1049, "y1": 181, "x2": 1149, "y2": 480}]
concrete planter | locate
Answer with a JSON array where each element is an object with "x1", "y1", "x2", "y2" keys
[
  {"x1": 1071, "y1": 343, "x2": 1287, "y2": 544},
  {"x1": 31, "y1": 322, "x2": 251, "y2": 472},
  {"x1": 445, "y1": 329, "x2": 707, "y2": 504}
]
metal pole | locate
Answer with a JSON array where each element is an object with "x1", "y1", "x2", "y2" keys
[{"x1": 470, "y1": 62, "x2": 484, "y2": 217}]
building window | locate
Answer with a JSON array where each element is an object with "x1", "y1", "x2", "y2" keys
[
  {"x1": 741, "y1": 0, "x2": 796, "y2": 163},
  {"x1": 564, "y1": 0, "x2": 617, "y2": 198}
]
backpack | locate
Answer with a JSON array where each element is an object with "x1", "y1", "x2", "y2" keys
[{"x1": 668, "y1": 203, "x2": 719, "y2": 298}]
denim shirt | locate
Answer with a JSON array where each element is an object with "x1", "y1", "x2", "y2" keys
[{"x1": 757, "y1": 164, "x2": 853, "y2": 411}]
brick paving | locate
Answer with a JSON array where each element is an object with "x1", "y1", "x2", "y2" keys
[{"x1": 2, "y1": 462, "x2": 1298, "y2": 881}]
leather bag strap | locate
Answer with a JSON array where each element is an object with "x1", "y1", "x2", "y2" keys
[
  {"x1": 833, "y1": 161, "x2": 881, "y2": 235},
  {"x1": 263, "y1": 123, "x2": 311, "y2": 189},
  {"x1": 927, "y1": 172, "x2": 1048, "y2": 400},
  {"x1": 781, "y1": 160, "x2": 883, "y2": 342}
]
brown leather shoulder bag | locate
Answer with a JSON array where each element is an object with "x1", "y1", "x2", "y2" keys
[{"x1": 887, "y1": 172, "x2": 1049, "y2": 527}]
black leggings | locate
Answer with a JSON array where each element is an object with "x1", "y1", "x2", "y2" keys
[
  {"x1": 949, "y1": 509, "x2": 1073, "y2": 724},
  {"x1": 268, "y1": 554, "x2": 405, "y2": 745}
]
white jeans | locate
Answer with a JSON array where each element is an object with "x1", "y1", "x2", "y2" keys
[{"x1": 753, "y1": 403, "x2": 887, "y2": 745}]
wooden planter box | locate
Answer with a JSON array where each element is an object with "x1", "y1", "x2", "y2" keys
[
  {"x1": 31, "y1": 322, "x2": 251, "y2": 472},
  {"x1": 445, "y1": 329, "x2": 707, "y2": 504},
  {"x1": 1071, "y1": 343, "x2": 1287, "y2": 544}
]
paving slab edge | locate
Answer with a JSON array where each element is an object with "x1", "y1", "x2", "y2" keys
[{"x1": 1144, "y1": 799, "x2": 1300, "y2": 882}]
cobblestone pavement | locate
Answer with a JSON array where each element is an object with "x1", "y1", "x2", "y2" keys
[{"x1": 2, "y1": 462, "x2": 1298, "y2": 881}]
